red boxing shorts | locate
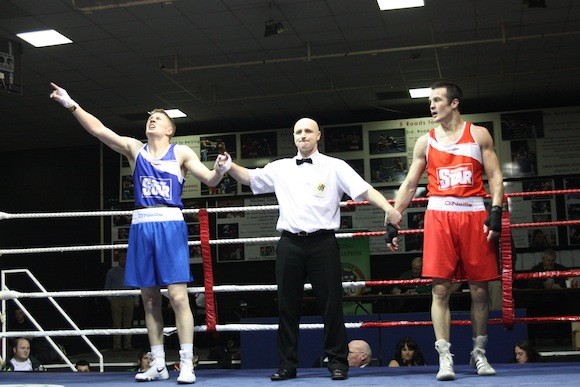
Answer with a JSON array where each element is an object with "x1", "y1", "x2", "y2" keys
[{"x1": 422, "y1": 197, "x2": 498, "y2": 281}]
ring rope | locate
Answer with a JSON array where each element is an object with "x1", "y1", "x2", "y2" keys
[
  {"x1": 0, "y1": 200, "x2": 379, "y2": 221},
  {"x1": 0, "y1": 232, "x2": 425, "y2": 256}
]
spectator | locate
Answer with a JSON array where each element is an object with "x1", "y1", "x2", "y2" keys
[
  {"x1": 529, "y1": 229, "x2": 549, "y2": 249},
  {"x1": 11, "y1": 308, "x2": 35, "y2": 333},
  {"x1": 391, "y1": 257, "x2": 431, "y2": 295},
  {"x1": 104, "y1": 251, "x2": 139, "y2": 351},
  {"x1": 512, "y1": 340, "x2": 541, "y2": 363},
  {"x1": 388, "y1": 337, "x2": 427, "y2": 367},
  {"x1": 75, "y1": 359, "x2": 91, "y2": 372},
  {"x1": 8, "y1": 310, "x2": 63, "y2": 365},
  {"x1": 128, "y1": 350, "x2": 153, "y2": 373},
  {"x1": 528, "y1": 249, "x2": 567, "y2": 289},
  {"x1": 347, "y1": 340, "x2": 372, "y2": 368},
  {"x1": 4, "y1": 337, "x2": 45, "y2": 371},
  {"x1": 526, "y1": 249, "x2": 570, "y2": 343},
  {"x1": 316, "y1": 340, "x2": 373, "y2": 368}
]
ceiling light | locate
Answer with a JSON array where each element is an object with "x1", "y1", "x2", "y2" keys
[
  {"x1": 409, "y1": 87, "x2": 431, "y2": 98},
  {"x1": 377, "y1": 0, "x2": 424, "y2": 11},
  {"x1": 264, "y1": 19, "x2": 286, "y2": 37},
  {"x1": 16, "y1": 29, "x2": 72, "y2": 47},
  {"x1": 165, "y1": 109, "x2": 187, "y2": 118}
]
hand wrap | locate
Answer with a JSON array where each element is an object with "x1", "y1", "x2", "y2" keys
[
  {"x1": 214, "y1": 153, "x2": 232, "y2": 175},
  {"x1": 53, "y1": 85, "x2": 77, "y2": 110},
  {"x1": 484, "y1": 205, "x2": 502, "y2": 232},
  {"x1": 384, "y1": 223, "x2": 398, "y2": 244}
]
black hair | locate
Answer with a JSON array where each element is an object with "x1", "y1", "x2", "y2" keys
[
  {"x1": 513, "y1": 339, "x2": 542, "y2": 363},
  {"x1": 430, "y1": 81, "x2": 463, "y2": 111},
  {"x1": 393, "y1": 337, "x2": 426, "y2": 366}
]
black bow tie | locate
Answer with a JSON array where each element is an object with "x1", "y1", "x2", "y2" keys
[{"x1": 296, "y1": 158, "x2": 313, "y2": 165}]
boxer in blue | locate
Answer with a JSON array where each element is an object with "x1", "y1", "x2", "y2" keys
[{"x1": 50, "y1": 83, "x2": 230, "y2": 384}]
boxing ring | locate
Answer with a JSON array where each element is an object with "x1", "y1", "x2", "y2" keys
[{"x1": 1, "y1": 189, "x2": 580, "y2": 385}]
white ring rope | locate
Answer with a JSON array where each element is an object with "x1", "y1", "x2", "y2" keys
[
  {"x1": 0, "y1": 201, "x2": 365, "y2": 221},
  {"x1": 0, "y1": 233, "x2": 364, "y2": 255},
  {"x1": 0, "y1": 282, "x2": 367, "y2": 301},
  {"x1": 1, "y1": 322, "x2": 366, "y2": 339},
  {"x1": 0, "y1": 234, "x2": 364, "y2": 255}
]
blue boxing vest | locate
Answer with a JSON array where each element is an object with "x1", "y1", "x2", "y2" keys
[{"x1": 133, "y1": 143, "x2": 184, "y2": 209}]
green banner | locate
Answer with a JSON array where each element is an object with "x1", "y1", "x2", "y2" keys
[{"x1": 339, "y1": 237, "x2": 371, "y2": 315}]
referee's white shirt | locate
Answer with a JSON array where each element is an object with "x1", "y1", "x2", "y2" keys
[{"x1": 248, "y1": 151, "x2": 371, "y2": 234}]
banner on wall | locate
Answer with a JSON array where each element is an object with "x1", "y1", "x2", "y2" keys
[{"x1": 340, "y1": 237, "x2": 371, "y2": 315}]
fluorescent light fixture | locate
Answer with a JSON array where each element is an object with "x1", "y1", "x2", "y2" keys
[
  {"x1": 165, "y1": 109, "x2": 187, "y2": 118},
  {"x1": 377, "y1": 0, "x2": 425, "y2": 11},
  {"x1": 409, "y1": 87, "x2": 431, "y2": 98},
  {"x1": 16, "y1": 29, "x2": 72, "y2": 47}
]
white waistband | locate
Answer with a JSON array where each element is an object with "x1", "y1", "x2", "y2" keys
[
  {"x1": 427, "y1": 196, "x2": 486, "y2": 212},
  {"x1": 131, "y1": 207, "x2": 184, "y2": 224}
]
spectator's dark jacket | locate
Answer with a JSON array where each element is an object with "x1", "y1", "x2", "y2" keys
[{"x1": 3, "y1": 355, "x2": 45, "y2": 371}]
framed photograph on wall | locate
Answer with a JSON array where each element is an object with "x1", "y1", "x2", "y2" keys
[
  {"x1": 323, "y1": 125, "x2": 363, "y2": 153},
  {"x1": 368, "y1": 128, "x2": 406, "y2": 154},
  {"x1": 370, "y1": 156, "x2": 408, "y2": 184},
  {"x1": 199, "y1": 134, "x2": 237, "y2": 162},
  {"x1": 501, "y1": 110, "x2": 544, "y2": 140},
  {"x1": 241, "y1": 131, "x2": 277, "y2": 159}
]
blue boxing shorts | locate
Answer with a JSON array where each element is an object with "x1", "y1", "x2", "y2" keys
[{"x1": 125, "y1": 207, "x2": 193, "y2": 288}]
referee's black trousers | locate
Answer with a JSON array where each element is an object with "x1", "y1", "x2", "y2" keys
[{"x1": 275, "y1": 231, "x2": 348, "y2": 372}]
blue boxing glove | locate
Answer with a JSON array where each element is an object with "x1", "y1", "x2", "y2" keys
[
  {"x1": 484, "y1": 205, "x2": 502, "y2": 232},
  {"x1": 384, "y1": 223, "x2": 399, "y2": 244}
]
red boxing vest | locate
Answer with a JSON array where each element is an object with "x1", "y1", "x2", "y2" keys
[{"x1": 426, "y1": 122, "x2": 487, "y2": 198}]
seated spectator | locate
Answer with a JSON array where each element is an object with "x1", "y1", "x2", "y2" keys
[
  {"x1": 4, "y1": 337, "x2": 45, "y2": 371},
  {"x1": 316, "y1": 340, "x2": 373, "y2": 368},
  {"x1": 526, "y1": 249, "x2": 571, "y2": 343},
  {"x1": 9, "y1": 308, "x2": 64, "y2": 364},
  {"x1": 528, "y1": 249, "x2": 567, "y2": 289},
  {"x1": 75, "y1": 359, "x2": 91, "y2": 372},
  {"x1": 529, "y1": 229, "x2": 549, "y2": 249},
  {"x1": 391, "y1": 257, "x2": 431, "y2": 295},
  {"x1": 512, "y1": 339, "x2": 542, "y2": 363},
  {"x1": 128, "y1": 350, "x2": 153, "y2": 372},
  {"x1": 388, "y1": 337, "x2": 426, "y2": 367},
  {"x1": 347, "y1": 340, "x2": 372, "y2": 368}
]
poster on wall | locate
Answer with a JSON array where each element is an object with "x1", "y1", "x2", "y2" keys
[
  {"x1": 500, "y1": 107, "x2": 580, "y2": 178},
  {"x1": 504, "y1": 180, "x2": 558, "y2": 249}
]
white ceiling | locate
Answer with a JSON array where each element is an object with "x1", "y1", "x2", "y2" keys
[{"x1": 1, "y1": 0, "x2": 579, "y2": 152}]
